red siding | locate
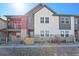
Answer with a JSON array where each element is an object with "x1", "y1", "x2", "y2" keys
[
  {"x1": 8, "y1": 16, "x2": 28, "y2": 29},
  {"x1": 20, "y1": 16, "x2": 27, "y2": 29}
]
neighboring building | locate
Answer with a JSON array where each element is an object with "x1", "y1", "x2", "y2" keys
[
  {"x1": 0, "y1": 17, "x2": 7, "y2": 44},
  {"x1": 6, "y1": 16, "x2": 27, "y2": 44}
]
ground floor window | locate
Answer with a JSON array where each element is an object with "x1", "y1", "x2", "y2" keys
[
  {"x1": 40, "y1": 30, "x2": 49, "y2": 37},
  {"x1": 61, "y1": 31, "x2": 64, "y2": 37},
  {"x1": 60, "y1": 31, "x2": 69, "y2": 37},
  {"x1": 65, "y1": 31, "x2": 69, "y2": 37},
  {"x1": 45, "y1": 31, "x2": 49, "y2": 36},
  {"x1": 40, "y1": 31, "x2": 44, "y2": 37}
]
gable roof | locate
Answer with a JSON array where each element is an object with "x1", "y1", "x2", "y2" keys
[
  {"x1": 25, "y1": 3, "x2": 57, "y2": 16},
  {"x1": 43, "y1": 4, "x2": 56, "y2": 14},
  {"x1": 0, "y1": 17, "x2": 7, "y2": 22}
]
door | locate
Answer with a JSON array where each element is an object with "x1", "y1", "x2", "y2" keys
[
  {"x1": 75, "y1": 30, "x2": 79, "y2": 42},
  {"x1": 28, "y1": 31, "x2": 34, "y2": 37}
]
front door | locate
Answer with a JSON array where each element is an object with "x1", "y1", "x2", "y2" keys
[{"x1": 28, "y1": 30, "x2": 34, "y2": 37}]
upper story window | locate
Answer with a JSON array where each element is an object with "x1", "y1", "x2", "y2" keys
[
  {"x1": 60, "y1": 16, "x2": 71, "y2": 24},
  {"x1": 45, "y1": 17, "x2": 49, "y2": 23},
  {"x1": 75, "y1": 18, "x2": 79, "y2": 24},
  {"x1": 40, "y1": 17, "x2": 44, "y2": 23},
  {"x1": 40, "y1": 17, "x2": 49, "y2": 24}
]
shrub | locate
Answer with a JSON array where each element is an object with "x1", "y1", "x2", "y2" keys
[{"x1": 61, "y1": 40, "x2": 66, "y2": 43}]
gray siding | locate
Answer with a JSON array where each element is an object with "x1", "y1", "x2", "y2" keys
[
  {"x1": 75, "y1": 24, "x2": 79, "y2": 30},
  {"x1": 74, "y1": 17, "x2": 79, "y2": 30},
  {"x1": 28, "y1": 16, "x2": 34, "y2": 29},
  {"x1": 59, "y1": 24, "x2": 71, "y2": 30}
]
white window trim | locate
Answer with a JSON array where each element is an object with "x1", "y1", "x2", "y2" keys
[
  {"x1": 40, "y1": 17, "x2": 49, "y2": 24},
  {"x1": 60, "y1": 31, "x2": 69, "y2": 37},
  {"x1": 60, "y1": 16, "x2": 71, "y2": 24}
]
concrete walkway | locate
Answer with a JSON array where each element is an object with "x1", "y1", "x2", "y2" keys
[{"x1": 0, "y1": 43, "x2": 79, "y2": 48}]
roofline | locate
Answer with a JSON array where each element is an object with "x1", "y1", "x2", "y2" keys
[
  {"x1": 0, "y1": 18, "x2": 7, "y2": 22},
  {"x1": 5, "y1": 15, "x2": 26, "y2": 17},
  {"x1": 25, "y1": 3, "x2": 57, "y2": 15},
  {"x1": 5, "y1": 15, "x2": 28, "y2": 19},
  {"x1": 25, "y1": 3, "x2": 43, "y2": 15},
  {"x1": 53, "y1": 14, "x2": 79, "y2": 17},
  {"x1": 44, "y1": 5, "x2": 56, "y2": 14}
]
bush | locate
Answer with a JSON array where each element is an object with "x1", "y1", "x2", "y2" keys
[{"x1": 61, "y1": 40, "x2": 66, "y2": 43}]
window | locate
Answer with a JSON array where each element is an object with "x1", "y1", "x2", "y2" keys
[
  {"x1": 61, "y1": 18, "x2": 65, "y2": 23},
  {"x1": 40, "y1": 31, "x2": 44, "y2": 36},
  {"x1": 40, "y1": 17, "x2": 44, "y2": 23},
  {"x1": 75, "y1": 18, "x2": 79, "y2": 24},
  {"x1": 16, "y1": 33, "x2": 21, "y2": 38},
  {"x1": 60, "y1": 16, "x2": 71, "y2": 24},
  {"x1": 65, "y1": 18, "x2": 70, "y2": 24},
  {"x1": 45, "y1": 17, "x2": 49, "y2": 23},
  {"x1": 66, "y1": 21, "x2": 69, "y2": 24},
  {"x1": 77, "y1": 19, "x2": 79, "y2": 24},
  {"x1": 45, "y1": 31, "x2": 49, "y2": 37},
  {"x1": 60, "y1": 31, "x2": 69, "y2": 37},
  {"x1": 61, "y1": 31, "x2": 64, "y2": 37},
  {"x1": 65, "y1": 31, "x2": 69, "y2": 37}
]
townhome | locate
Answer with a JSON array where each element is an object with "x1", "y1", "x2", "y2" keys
[
  {"x1": 0, "y1": 4, "x2": 79, "y2": 44},
  {"x1": 26, "y1": 4, "x2": 75, "y2": 43}
]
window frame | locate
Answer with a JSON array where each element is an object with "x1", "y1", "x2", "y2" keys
[
  {"x1": 61, "y1": 31, "x2": 64, "y2": 37},
  {"x1": 40, "y1": 31, "x2": 44, "y2": 37},
  {"x1": 60, "y1": 31, "x2": 69, "y2": 37},
  {"x1": 65, "y1": 31, "x2": 69, "y2": 37},
  {"x1": 40, "y1": 17, "x2": 44, "y2": 23},
  {"x1": 45, "y1": 31, "x2": 49, "y2": 37},
  {"x1": 60, "y1": 16, "x2": 71, "y2": 24},
  {"x1": 45, "y1": 17, "x2": 49, "y2": 23}
]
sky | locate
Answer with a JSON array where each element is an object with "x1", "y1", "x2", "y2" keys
[{"x1": 0, "y1": 3, "x2": 79, "y2": 16}]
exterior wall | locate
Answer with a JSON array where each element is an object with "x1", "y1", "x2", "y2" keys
[
  {"x1": 0, "y1": 32, "x2": 6, "y2": 40},
  {"x1": 34, "y1": 7, "x2": 75, "y2": 38},
  {"x1": 69, "y1": 17, "x2": 74, "y2": 35},
  {"x1": 27, "y1": 16, "x2": 34, "y2": 29},
  {"x1": 0, "y1": 19, "x2": 7, "y2": 29},
  {"x1": 20, "y1": 16, "x2": 28, "y2": 40},
  {"x1": 59, "y1": 17, "x2": 75, "y2": 36},
  {"x1": 59, "y1": 16, "x2": 71, "y2": 30},
  {"x1": 74, "y1": 17, "x2": 79, "y2": 30},
  {"x1": 34, "y1": 7, "x2": 60, "y2": 36},
  {"x1": 21, "y1": 29, "x2": 27, "y2": 40}
]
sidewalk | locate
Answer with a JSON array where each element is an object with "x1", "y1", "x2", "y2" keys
[{"x1": 0, "y1": 43, "x2": 79, "y2": 48}]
